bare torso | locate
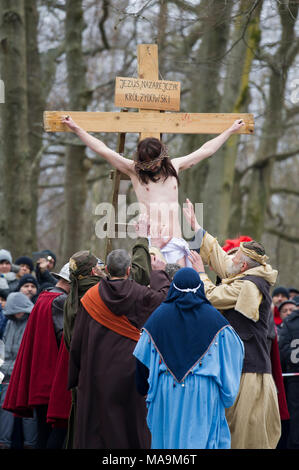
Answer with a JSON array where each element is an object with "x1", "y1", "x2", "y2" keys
[{"x1": 129, "y1": 161, "x2": 182, "y2": 239}]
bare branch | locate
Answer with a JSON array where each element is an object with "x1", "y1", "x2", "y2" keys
[
  {"x1": 215, "y1": 0, "x2": 263, "y2": 62},
  {"x1": 286, "y1": 37, "x2": 299, "y2": 67},
  {"x1": 31, "y1": 144, "x2": 51, "y2": 172},
  {"x1": 286, "y1": 104, "x2": 299, "y2": 120},
  {"x1": 166, "y1": 0, "x2": 198, "y2": 15},
  {"x1": 40, "y1": 163, "x2": 64, "y2": 171},
  {"x1": 87, "y1": 173, "x2": 110, "y2": 184},
  {"x1": 265, "y1": 227, "x2": 299, "y2": 244},
  {"x1": 99, "y1": 0, "x2": 110, "y2": 49},
  {"x1": 241, "y1": 147, "x2": 299, "y2": 175},
  {"x1": 38, "y1": 183, "x2": 64, "y2": 189},
  {"x1": 40, "y1": 1, "x2": 65, "y2": 12},
  {"x1": 270, "y1": 187, "x2": 299, "y2": 197},
  {"x1": 39, "y1": 192, "x2": 63, "y2": 207}
]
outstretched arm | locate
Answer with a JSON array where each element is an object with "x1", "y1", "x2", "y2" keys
[
  {"x1": 172, "y1": 119, "x2": 245, "y2": 172},
  {"x1": 61, "y1": 115, "x2": 135, "y2": 175},
  {"x1": 183, "y1": 198, "x2": 232, "y2": 279}
]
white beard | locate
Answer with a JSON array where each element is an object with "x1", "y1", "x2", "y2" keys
[{"x1": 226, "y1": 261, "x2": 243, "y2": 276}]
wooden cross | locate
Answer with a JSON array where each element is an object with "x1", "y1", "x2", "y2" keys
[
  {"x1": 43, "y1": 44, "x2": 254, "y2": 256},
  {"x1": 44, "y1": 44, "x2": 254, "y2": 137}
]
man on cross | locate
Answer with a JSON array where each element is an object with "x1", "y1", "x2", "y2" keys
[{"x1": 62, "y1": 115, "x2": 244, "y2": 266}]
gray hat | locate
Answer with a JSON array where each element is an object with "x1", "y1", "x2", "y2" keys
[
  {"x1": 51, "y1": 262, "x2": 70, "y2": 282},
  {"x1": 278, "y1": 299, "x2": 297, "y2": 312},
  {"x1": 0, "y1": 249, "x2": 12, "y2": 264},
  {"x1": 4, "y1": 292, "x2": 34, "y2": 316}
]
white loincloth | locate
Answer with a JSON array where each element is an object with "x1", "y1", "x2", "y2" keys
[{"x1": 149, "y1": 237, "x2": 192, "y2": 267}]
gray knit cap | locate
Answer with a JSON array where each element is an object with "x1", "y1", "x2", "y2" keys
[
  {"x1": 0, "y1": 249, "x2": 12, "y2": 264},
  {"x1": 4, "y1": 292, "x2": 34, "y2": 316}
]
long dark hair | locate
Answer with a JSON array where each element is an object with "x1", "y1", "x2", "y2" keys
[{"x1": 134, "y1": 137, "x2": 180, "y2": 185}]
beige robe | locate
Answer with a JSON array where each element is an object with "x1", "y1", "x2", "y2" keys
[{"x1": 198, "y1": 231, "x2": 281, "y2": 449}]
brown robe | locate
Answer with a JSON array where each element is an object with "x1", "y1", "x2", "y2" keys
[{"x1": 68, "y1": 270, "x2": 170, "y2": 449}]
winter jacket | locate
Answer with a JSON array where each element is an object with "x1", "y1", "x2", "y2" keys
[
  {"x1": 279, "y1": 309, "x2": 299, "y2": 374},
  {"x1": 0, "y1": 293, "x2": 33, "y2": 380}
]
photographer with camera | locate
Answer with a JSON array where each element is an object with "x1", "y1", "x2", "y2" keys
[{"x1": 34, "y1": 250, "x2": 57, "y2": 290}]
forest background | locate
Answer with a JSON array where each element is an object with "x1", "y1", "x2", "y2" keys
[{"x1": 0, "y1": 0, "x2": 299, "y2": 287}]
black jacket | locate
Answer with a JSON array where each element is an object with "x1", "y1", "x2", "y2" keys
[{"x1": 278, "y1": 309, "x2": 299, "y2": 374}]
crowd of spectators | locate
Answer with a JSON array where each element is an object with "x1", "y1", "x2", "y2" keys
[{"x1": 0, "y1": 240, "x2": 298, "y2": 450}]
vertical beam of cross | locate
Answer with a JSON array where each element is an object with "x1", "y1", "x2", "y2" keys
[
  {"x1": 105, "y1": 45, "x2": 163, "y2": 257},
  {"x1": 137, "y1": 44, "x2": 161, "y2": 140}
]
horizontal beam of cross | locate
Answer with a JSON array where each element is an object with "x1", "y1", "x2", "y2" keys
[{"x1": 44, "y1": 111, "x2": 254, "y2": 135}]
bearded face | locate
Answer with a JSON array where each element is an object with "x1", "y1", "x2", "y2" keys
[
  {"x1": 226, "y1": 249, "x2": 245, "y2": 276},
  {"x1": 226, "y1": 260, "x2": 243, "y2": 276}
]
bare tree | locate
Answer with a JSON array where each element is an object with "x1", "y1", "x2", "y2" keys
[
  {"x1": 241, "y1": 0, "x2": 299, "y2": 239},
  {"x1": 0, "y1": 1, "x2": 32, "y2": 256},
  {"x1": 26, "y1": 0, "x2": 46, "y2": 250},
  {"x1": 203, "y1": 0, "x2": 264, "y2": 240},
  {"x1": 178, "y1": 0, "x2": 234, "y2": 208},
  {"x1": 61, "y1": 0, "x2": 93, "y2": 260}
]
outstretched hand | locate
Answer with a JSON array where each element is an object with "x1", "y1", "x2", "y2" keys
[
  {"x1": 183, "y1": 198, "x2": 201, "y2": 232},
  {"x1": 61, "y1": 114, "x2": 80, "y2": 131},
  {"x1": 188, "y1": 250, "x2": 205, "y2": 273},
  {"x1": 229, "y1": 119, "x2": 245, "y2": 134}
]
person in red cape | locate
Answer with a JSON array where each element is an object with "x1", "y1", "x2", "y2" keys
[
  {"x1": 3, "y1": 263, "x2": 71, "y2": 449},
  {"x1": 46, "y1": 333, "x2": 72, "y2": 429}
]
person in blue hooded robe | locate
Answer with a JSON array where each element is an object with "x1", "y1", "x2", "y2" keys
[{"x1": 133, "y1": 267, "x2": 244, "y2": 449}]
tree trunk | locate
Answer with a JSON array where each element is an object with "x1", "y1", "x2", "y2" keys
[
  {"x1": 202, "y1": 0, "x2": 263, "y2": 241},
  {"x1": 62, "y1": 0, "x2": 92, "y2": 261},
  {"x1": 241, "y1": 1, "x2": 299, "y2": 240},
  {"x1": 179, "y1": 0, "x2": 233, "y2": 208},
  {"x1": 25, "y1": 0, "x2": 45, "y2": 251},
  {"x1": 157, "y1": 0, "x2": 168, "y2": 78},
  {"x1": 0, "y1": 1, "x2": 32, "y2": 257}
]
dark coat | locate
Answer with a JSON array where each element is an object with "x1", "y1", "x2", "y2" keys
[
  {"x1": 68, "y1": 270, "x2": 170, "y2": 449},
  {"x1": 279, "y1": 309, "x2": 299, "y2": 374},
  {"x1": 278, "y1": 309, "x2": 299, "y2": 448}
]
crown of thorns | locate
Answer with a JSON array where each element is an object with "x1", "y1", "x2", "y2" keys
[{"x1": 134, "y1": 145, "x2": 169, "y2": 171}]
